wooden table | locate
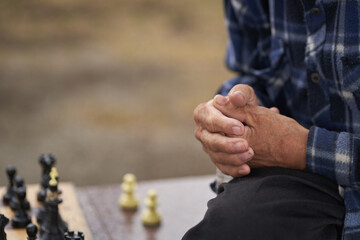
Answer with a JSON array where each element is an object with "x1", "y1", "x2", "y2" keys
[{"x1": 76, "y1": 175, "x2": 215, "y2": 240}]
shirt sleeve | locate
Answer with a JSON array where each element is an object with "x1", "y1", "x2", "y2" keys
[
  {"x1": 306, "y1": 126, "x2": 360, "y2": 189},
  {"x1": 306, "y1": 126, "x2": 360, "y2": 237},
  {"x1": 218, "y1": 0, "x2": 287, "y2": 109}
]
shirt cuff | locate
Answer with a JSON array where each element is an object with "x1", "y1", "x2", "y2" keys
[{"x1": 306, "y1": 126, "x2": 352, "y2": 187}]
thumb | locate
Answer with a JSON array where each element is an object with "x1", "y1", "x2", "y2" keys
[
  {"x1": 269, "y1": 107, "x2": 280, "y2": 114},
  {"x1": 228, "y1": 85, "x2": 258, "y2": 107}
]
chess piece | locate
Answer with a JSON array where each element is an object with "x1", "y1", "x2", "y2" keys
[
  {"x1": 37, "y1": 153, "x2": 56, "y2": 202},
  {"x1": 11, "y1": 188, "x2": 32, "y2": 228},
  {"x1": 49, "y1": 167, "x2": 62, "y2": 195},
  {"x1": 38, "y1": 178, "x2": 68, "y2": 240},
  {"x1": 64, "y1": 231, "x2": 85, "y2": 240},
  {"x1": 0, "y1": 214, "x2": 9, "y2": 240},
  {"x1": 10, "y1": 176, "x2": 31, "y2": 211},
  {"x1": 141, "y1": 189, "x2": 161, "y2": 227},
  {"x1": 49, "y1": 167, "x2": 59, "y2": 181},
  {"x1": 37, "y1": 175, "x2": 65, "y2": 225},
  {"x1": 119, "y1": 173, "x2": 138, "y2": 210},
  {"x1": 37, "y1": 168, "x2": 62, "y2": 225},
  {"x1": 26, "y1": 223, "x2": 38, "y2": 240},
  {"x1": 3, "y1": 166, "x2": 16, "y2": 205}
]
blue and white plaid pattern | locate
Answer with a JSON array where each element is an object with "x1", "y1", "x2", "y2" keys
[{"x1": 218, "y1": 0, "x2": 360, "y2": 239}]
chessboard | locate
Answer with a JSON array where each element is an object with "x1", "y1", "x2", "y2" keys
[
  {"x1": 76, "y1": 176, "x2": 216, "y2": 240},
  {"x1": 0, "y1": 183, "x2": 92, "y2": 240}
]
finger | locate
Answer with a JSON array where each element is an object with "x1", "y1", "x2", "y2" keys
[
  {"x1": 195, "y1": 127, "x2": 250, "y2": 154},
  {"x1": 237, "y1": 164, "x2": 251, "y2": 176},
  {"x1": 215, "y1": 163, "x2": 251, "y2": 178},
  {"x1": 205, "y1": 146, "x2": 254, "y2": 166},
  {"x1": 228, "y1": 84, "x2": 258, "y2": 107},
  {"x1": 194, "y1": 99, "x2": 245, "y2": 136},
  {"x1": 269, "y1": 107, "x2": 280, "y2": 114},
  {"x1": 213, "y1": 97, "x2": 249, "y2": 123}
]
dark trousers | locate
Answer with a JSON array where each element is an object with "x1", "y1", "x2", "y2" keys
[{"x1": 182, "y1": 168, "x2": 345, "y2": 240}]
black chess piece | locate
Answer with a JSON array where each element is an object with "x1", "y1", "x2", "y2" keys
[
  {"x1": 37, "y1": 154, "x2": 56, "y2": 202},
  {"x1": 37, "y1": 179, "x2": 66, "y2": 230},
  {"x1": 36, "y1": 203, "x2": 46, "y2": 226},
  {"x1": 11, "y1": 188, "x2": 32, "y2": 228},
  {"x1": 64, "y1": 231, "x2": 85, "y2": 240},
  {"x1": 26, "y1": 223, "x2": 38, "y2": 240},
  {"x1": 0, "y1": 214, "x2": 9, "y2": 240},
  {"x1": 2, "y1": 166, "x2": 16, "y2": 205},
  {"x1": 39, "y1": 199, "x2": 68, "y2": 240},
  {"x1": 10, "y1": 176, "x2": 31, "y2": 211},
  {"x1": 38, "y1": 179, "x2": 68, "y2": 240}
]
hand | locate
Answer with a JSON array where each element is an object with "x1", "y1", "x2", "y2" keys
[
  {"x1": 193, "y1": 84, "x2": 260, "y2": 177},
  {"x1": 227, "y1": 84, "x2": 280, "y2": 113},
  {"x1": 213, "y1": 97, "x2": 309, "y2": 171}
]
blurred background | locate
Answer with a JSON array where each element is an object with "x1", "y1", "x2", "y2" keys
[{"x1": 0, "y1": 0, "x2": 234, "y2": 186}]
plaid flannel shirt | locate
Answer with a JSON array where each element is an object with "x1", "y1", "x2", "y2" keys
[{"x1": 218, "y1": 0, "x2": 360, "y2": 239}]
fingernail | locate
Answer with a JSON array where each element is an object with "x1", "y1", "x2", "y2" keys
[
  {"x1": 247, "y1": 148, "x2": 254, "y2": 156},
  {"x1": 233, "y1": 142, "x2": 244, "y2": 151},
  {"x1": 232, "y1": 126, "x2": 243, "y2": 135},
  {"x1": 238, "y1": 169, "x2": 248, "y2": 175},
  {"x1": 214, "y1": 95, "x2": 227, "y2": 105}
]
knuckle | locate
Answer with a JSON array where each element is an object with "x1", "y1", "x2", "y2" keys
[
  {"x1": 209, "y1": 152, "x2": 222, "y2": 166},
  {"x1": 193, "y1": 104, "x2": 203, "y2": 122},
  {"x1": 194, "y1": 129, "x2": 209, "y2": 148},
  {"x1": 233, "y1": 84, "x2": 242, "y2": 90},
  {"x1": 249, "y1": 86, "x2": 255, "y2": 95},
  {"x1": 239, "y1": 84, "x2": 253, "y2": 97},
  {"x1": 194, "y1": 127, "x2": 201, "y2": 140},
  {"x1": 222, "y1": 121, "x2": 234, "y2": 135},
  {"x1": 201, "y1": 133, "x2": 212, "y2": 148},
  {"x1": 212, "y1": 136, "x2": 226, "y2": 152},
  {"x1": 205, "y1": 115, "x2": 216, "y2": 132},
  {"x1": 193, "y1": 102, "x2": 209, "y2": 122},
  {"x1": 242, "y1": 126, "x2": 251, "y2": 140},
  {"x1": 208, "y1": 150, "x2": 218, "y2": 160},
  {"x1": 223, "y1": 139, "x2": 236, "y2": 152},
  {"x1": 244, "y1": 84, "x2": 252, "y2": 91},
  {"x1": 202, "y1": 145, "x2": 209, "y2": 153},
  {"x1": 194, "y1": 102, "x2": 218, "y2": 133}
]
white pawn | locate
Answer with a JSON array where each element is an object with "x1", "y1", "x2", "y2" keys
[
  {"x1": 141, "y1": 189, "x2": 161, "y2": 227},
  {"x1": 119, "y1": 173, "x2": 138, "y2": 210}
]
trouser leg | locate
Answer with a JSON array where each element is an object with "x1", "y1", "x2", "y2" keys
[{"x1": 182, "y1": 167, "x2": 345, "y2": 240}]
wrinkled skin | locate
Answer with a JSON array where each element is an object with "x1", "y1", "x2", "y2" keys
[{"x1": 194, "y1": 84, "x2": 308, "y2": 178}]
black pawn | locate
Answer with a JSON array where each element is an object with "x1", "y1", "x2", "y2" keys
[
  {"x1": 0, "y1": 214, "x2": 9, "y2": 240},
  {"x1": 11, "y1": 188, "x2": 31, "y2": 228},
  {"x1": 37, "y1": 154, "x2": 56, "y2": 202},
  {"x1": 10, "y1": 176, "x2": 31, "y2": 211},
  {"x1": 26, "y1": 224, "x2": 38, "y2": 240},
  {"x1": 64, "y1": 231, "x2": 85, "y2": 240},
  {"x1": 3, "y1": 166, "x2": 17, "y2": 205}
]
